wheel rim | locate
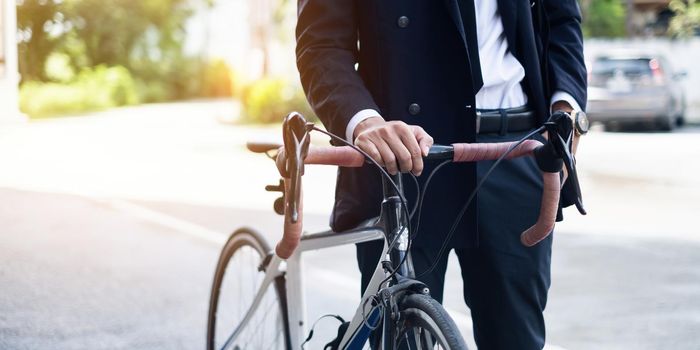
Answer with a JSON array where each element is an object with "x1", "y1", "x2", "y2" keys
[{"x1": 212, "y1": 241, "x2": 285, "y2": 350}]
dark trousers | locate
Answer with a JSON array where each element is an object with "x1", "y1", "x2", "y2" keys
[{"x1": 357, "y1": 130, "x2": 553, "y2": 350}]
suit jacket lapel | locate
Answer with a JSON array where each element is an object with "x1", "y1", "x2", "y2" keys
[
  {"x1": 445, "y1": 0, "x2": 487, "y2": 93},
  {"x1": 446, "y1": 0, "x2": 519, "y2": 53},
  {"x1": 443, "y1": 0, "x2": 468, "y2": 50},
  {"x1": 497, "y1": 0, "x2": 518, "y2": 54}
]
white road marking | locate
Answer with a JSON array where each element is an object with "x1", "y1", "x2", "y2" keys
[
  {"x1": 543, "y1": 346, "x2": 570, "y2": 350},
  {"x1": 105, "y1": 199, "x2": 226, "y2": 245}
]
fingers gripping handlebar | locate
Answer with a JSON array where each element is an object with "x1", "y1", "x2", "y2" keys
[{"x1": 272, "y1": 112, "x2": 583, "y2": 259}]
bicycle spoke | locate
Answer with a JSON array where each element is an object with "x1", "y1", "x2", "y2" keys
[
  {"x1": 397, "y1": 324, "x2": 450, "y2": 350},
  {"x1": 212, "y1": 238, "x2": 285, "y2": 350},
  {"x1": 410, "y1": 329, "x2": 420, "y2": 350},
  {"x1": 235, "y1": 290, "x2": 282, "y2": 349},
  {"x1": 423, "y1": 328, "x2": 434, "y2": 349},
  {"x1": 414, "y1": 328, "x2": 423, "y2": 350}
]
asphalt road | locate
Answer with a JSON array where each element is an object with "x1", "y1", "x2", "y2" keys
[{"x1": 1, "y1": 101, "x2": 699, "y2": 349}]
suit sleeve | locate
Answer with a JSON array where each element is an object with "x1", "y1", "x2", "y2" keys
[
  {"x1": 544, "y1": 0, "x2": 587, "y2": 111},
  {"x1": 296, "y1": 0, "x2": 380, "y2": 139}
]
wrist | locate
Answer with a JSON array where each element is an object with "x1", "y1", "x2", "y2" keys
[
  {"x1": 353, "y1": 116, "x2": 384, "y2": 140},
  {"x1": 552, "y1": 101, "x2": 573, "y2": 114}
]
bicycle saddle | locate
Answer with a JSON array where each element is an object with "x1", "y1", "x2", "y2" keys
[{"x1": 246, "y1": 141, "x2": 283, "y2": 154}]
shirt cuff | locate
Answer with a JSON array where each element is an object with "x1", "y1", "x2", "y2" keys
[
  {"x1": 346, "y1": 109, "x2": 383, "y2": 142},
  {"x1": 550, "y1": 91, "x2": 583, "y2": 113}
]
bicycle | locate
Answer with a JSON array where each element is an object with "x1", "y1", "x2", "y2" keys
[{"x1": 206, "y1": 111, "x2": 585, "y2": 350}]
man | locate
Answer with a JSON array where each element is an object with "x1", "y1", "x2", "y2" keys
[{"x1": 296, "y1": 0, "x2": 587, "y2": 348}]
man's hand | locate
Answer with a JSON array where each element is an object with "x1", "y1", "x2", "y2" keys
[{"x1": 353, "y1": 117, "x2": 434, "y2": 176}]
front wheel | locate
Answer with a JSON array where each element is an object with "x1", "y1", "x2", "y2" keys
[
  {"x1": 206, "y1": 228, "x2": 290, "y2": 350},
  {"x1": 393, "y1": 294, "x2": 468, "y2": 350}
]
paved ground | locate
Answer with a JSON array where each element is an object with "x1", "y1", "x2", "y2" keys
[{"x1": 1, "y1": 101, "x2": 699, "y2": 349}]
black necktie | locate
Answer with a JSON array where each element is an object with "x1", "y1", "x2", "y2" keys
[{"x1": 457, "y1": 0, "x2": 484, "y2": 93}]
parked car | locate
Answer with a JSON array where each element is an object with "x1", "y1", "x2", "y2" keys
[{"x1": 586, "y1": 52, "x2": 686, "y2": 131}]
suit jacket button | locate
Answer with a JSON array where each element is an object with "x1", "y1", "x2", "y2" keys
[
  {"x1": 408, "y1": 103, "x2": 421, "y2": 115},
  {"x1": 397, "y1": 16, "x2": 410, "y2": 28}
]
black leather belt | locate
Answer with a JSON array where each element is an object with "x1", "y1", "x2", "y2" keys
[{"x1": 476, "y1": 106, "x2": 536, "y2": 135}]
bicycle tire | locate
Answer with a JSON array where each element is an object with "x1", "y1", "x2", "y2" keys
[
  {"x1": 206, "y1": 227, "x2": 290, "y2": 350},
  {"x1": 394, "y1": 294, "x2": 468, "y2": 350}
]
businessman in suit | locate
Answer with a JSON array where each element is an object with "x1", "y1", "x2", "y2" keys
[{"x1": 296, "y1": 0, "x2": 587, "y2": 348}]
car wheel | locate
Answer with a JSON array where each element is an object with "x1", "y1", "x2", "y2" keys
[
  {"x1": 657, "y1": 115, "x2": 675, "y2": 132},
  {"x1": 677, "y1": 96, "x2": 687, "y2": 127},
  {"x1": 676, "y1": 115, "x2": 686, "y2": 127},
  {"x1": 676, "y1": 106, "x2": 686, "y2": 127}
]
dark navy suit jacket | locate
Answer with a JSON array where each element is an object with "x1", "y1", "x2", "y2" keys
[{"x1": 296, "y1": 0, "x2": 587, "y2": 247}]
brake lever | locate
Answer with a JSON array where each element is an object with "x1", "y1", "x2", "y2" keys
[
  {"x1": 545, "y1": 112, "x2": 587, "y2": 215},
  {"x1": 282, "y1": 112, "x2": 314, "y2": 223}
]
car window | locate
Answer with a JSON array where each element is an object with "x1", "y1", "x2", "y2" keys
[{"x1": 592, "y1": 58, "x2": 652, "y2": 78}]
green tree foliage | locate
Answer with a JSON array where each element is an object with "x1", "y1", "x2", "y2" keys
[
  {"x1": 580, "y1": 0, "x2": 627, "y2": 38},
  {"x1": 17, "y1": 0, "x2": 235, "y2": 117},
  {"x1": 241, "y1": 78, "x2": 315, "y2": 124},
  {"x1": 18, "y1": 0, "x2": 196, "y2": 83},
  {"x1": 16, "y1": 0, "x2": 63, "y2": 81},
  {"x1": 669, "y1": 0, "x2": 700, "y2": 37},
  {"x1": 63, "y1": 0, "x2": 192, "y2": 70},
  {"x1": 20, "y1": 65, "x2": 139, "y2": 118}
]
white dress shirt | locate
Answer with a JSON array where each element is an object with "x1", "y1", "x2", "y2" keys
[
  {"x1": 346, "y1": 0, "x2": 581, "y2": 141},
  {"x1": 474, "y1": 0, "x2": 527, "y2": 109}
]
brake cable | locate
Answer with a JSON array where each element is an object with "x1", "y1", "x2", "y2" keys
[
  {"x1": 311, "y1": 127, "x2": 414, "y2": 284},
  {"x1": 310, "y1": 126, "x2": 548, "y2": 288},
  {"x1": 409, "y1": 159, "x2": 452, "y2": 240},
  {"x1": 407, "y1": 173, "x2": 421, "y2": 218},
  {"x1": 416, "y1": 126, "x2": 546, "y2": 279}
]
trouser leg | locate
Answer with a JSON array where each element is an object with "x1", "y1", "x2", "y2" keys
[{"x1": 456, "y1": 131, "x2": 553, "y2": 350}]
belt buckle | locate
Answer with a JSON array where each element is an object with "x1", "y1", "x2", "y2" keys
[{"x1": 475, "y1": 111, "x2": 482, "y2": 134}]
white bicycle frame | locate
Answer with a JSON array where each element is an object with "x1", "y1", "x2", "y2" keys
[{"x1": 224, "y1": 218, "x2": 410, "y2": 350}]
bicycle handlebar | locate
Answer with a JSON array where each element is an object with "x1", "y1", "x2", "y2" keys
[
  {"x1": 268, "y1": 111, "x2": 586, "y2": 259},
  {"x1": 274, "y1": 139, "x2": 561, "y2": 259}
]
